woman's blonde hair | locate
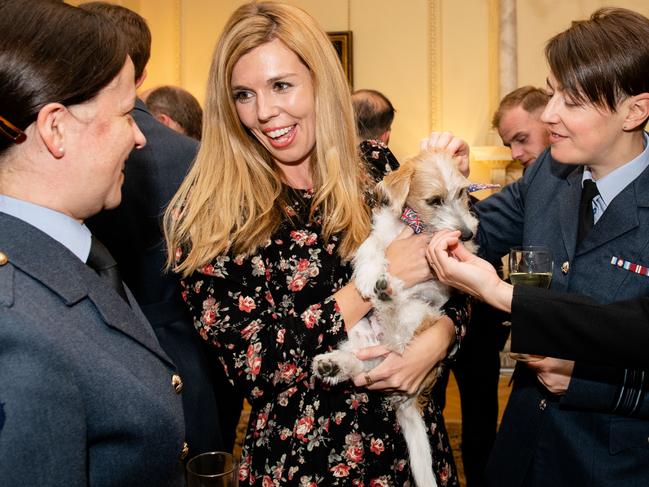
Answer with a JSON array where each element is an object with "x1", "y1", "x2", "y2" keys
[{"x1": 164, "y1": 1, "x2": 370, "y2": 276}]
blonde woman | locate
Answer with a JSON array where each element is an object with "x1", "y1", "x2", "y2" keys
[{"x1": 165, "y1": 2, "x2": 466, "y2": 485}]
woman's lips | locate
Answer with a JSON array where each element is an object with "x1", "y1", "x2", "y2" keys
[
  {"x1": 548, "y1": 130, "x2": 567, "y2": 144},
  {"x1": 264, "y1": 124, "x2": 297, "y2": 148}
]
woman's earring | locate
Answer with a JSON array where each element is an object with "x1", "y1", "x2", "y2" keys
[{"x1": 59, "y1": 147, "x2": 65, "y2": 154}]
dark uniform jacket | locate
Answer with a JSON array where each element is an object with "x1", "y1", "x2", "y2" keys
[
  {"x1": 477, "y1": 148, "x2": 649, "y2": 487},
  {"x1": 0, "y1": 212, "x2": 186, "y2": 486}
]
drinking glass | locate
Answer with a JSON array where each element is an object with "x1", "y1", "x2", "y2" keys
[
  {"x1": 508, "y1": 245, "x2": 553, "y2": 362},
  {"x1": 186, "y1": 451, "x2": 239, "y2": 487}
]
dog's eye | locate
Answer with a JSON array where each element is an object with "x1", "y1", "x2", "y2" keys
[{"x1": 426, "y1": 196, "x2": 443, "y2": 206}]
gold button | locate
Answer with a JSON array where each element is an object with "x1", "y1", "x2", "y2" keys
[
  {"x1": 561, "y1": 261, "x2": 569, "y2": 274},
  {"x1": 0, "y1": 252, "x2": 7, "y2": 266},
  {"x1": 172, "y1": 374, "x2": 183, "y2": 394},
  {"x1": 180, "y1": 441, "x2": 189, "y2": 460},
  {"x1": 539, "y1": 398, "x2": 547, "y2": 410}
]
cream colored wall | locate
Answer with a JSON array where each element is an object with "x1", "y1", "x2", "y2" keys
[
  {"x1": 518, "y1": 0, "x2": 649, "y2": 89},
  {"x1": 68, "y1": 0, "x2": 649, "y2": 167},
  {"x1": 349, "y1": 1, "x2": 430, "y2": 162},
  {"x1": 441, "y1": 0, "x2": 492, "y2": 146},
  {"x1": 144, "y1": 0, "x2": 435, "y2": 162},
  {"x1": 65, "y1": 0, "x2": 509, "y2": 161}
]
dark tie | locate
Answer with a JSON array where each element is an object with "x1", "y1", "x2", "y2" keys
[
  {"x1": 86, "y1": 236, "x2": 129, "y2": 304},
  {"x1": 577, "y1": 179, "x2": 599, "y2": 244}
]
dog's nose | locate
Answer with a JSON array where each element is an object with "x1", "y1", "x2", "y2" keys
[{"x1": 460, "y1": 229, "x2": 474, "y2": 241}]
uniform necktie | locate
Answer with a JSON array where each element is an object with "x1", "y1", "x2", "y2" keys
[
  {"x1": 86, "y1": 236, "x2": 129, "y2": 304},
  {"x1": 577, "y1": 179, "x2": 599, "y2": 244}
]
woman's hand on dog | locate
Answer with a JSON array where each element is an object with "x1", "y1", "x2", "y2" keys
[
  {"x1": 351, "y1": 316, "x2": 455, "y2": 394},
  {"x1": 420, "y1": 131, "x2": 470, "y2": 177},
  {"x1": 385, "y1": 227, "x2": 435, "y2": 289}
]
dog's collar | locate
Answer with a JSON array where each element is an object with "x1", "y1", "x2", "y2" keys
[
  {"x1": 400, "y1": 206, "x2": 425, "y2": 234},
  {"x1": 467, "y1": 183, "x2": 501, "y2": 192}
]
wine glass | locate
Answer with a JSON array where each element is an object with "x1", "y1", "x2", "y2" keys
[
  {"x1": 186, "y1": 451, "x2": 239, "y2": 487},
  {"x1": 508, "y1": 245, "x2": 553, "y2": 362}
]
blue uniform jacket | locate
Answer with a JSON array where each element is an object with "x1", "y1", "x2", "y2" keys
[
  {"x1": 0, "y1": 213, "x2": 186, "y2": 486},
  {"x1": 476, "y1": 149, "x2": 649, "y2": 487}
]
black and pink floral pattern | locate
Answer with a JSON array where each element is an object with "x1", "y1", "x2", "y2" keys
[{"x1": 181, "y1": 184, "x2": 465, "y2": 486}]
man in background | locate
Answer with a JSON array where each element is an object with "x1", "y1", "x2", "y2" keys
[
  {"x1": 352, "y1": 88, "x2": 395, "y2": 145},
  {"x1": 492, "y1": 86, "x2": 550, "y2": 168},
  {"x1": 143, "y1": 85, "x2": 203, "y2": 141},
  {"x1": 81, "y1": 2, "x2": 241, "y2": 458},
  {"x1": 351, "y1": 89, "x2": 399, "y2": 183}
]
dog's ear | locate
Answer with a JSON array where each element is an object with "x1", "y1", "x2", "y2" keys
[{"x1": 376, "y1": 163, "x2": 414, "y2": 213}]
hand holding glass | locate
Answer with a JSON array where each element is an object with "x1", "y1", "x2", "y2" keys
[{"x1": 508, "y1": 246, "x2": 553, "y2": 362}]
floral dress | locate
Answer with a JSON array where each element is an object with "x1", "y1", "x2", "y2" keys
[
  {"x1": 181, "y1": 185, "x2": 466, "y2": 486},
  {"x1": 359, "y1": 139, "x2": 400, "y2": 185}
]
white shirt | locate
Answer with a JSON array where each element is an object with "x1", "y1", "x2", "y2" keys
[
  {"x1": 582, "y1": 133, "x2": 649, "y2": 224},
  {"x1": 0, "y1": 195, "x2": 91, "y2": 262}
]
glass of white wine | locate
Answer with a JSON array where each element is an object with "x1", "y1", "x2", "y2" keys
[{"x1": 508, "y1": 245, "x2": 553, "y2": 362}]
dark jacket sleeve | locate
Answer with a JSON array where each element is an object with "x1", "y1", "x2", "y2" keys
[
  {"x1": 512, "y1": 285, "x2": 649, "y2": 417},
  {"x1": 511, "y1": 285, "x2": 649, "y2": 369}
]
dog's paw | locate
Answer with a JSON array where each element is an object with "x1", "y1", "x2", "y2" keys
[
  {"x1": 312, "y1": 354, "x2": 344, "y2": 385},
  {"x1": 312, "y1": 351, "x2": 360, "y2": 386},
  {"x1": 374, "y1": 276, "x2": 392, "y2": 301},
  {"x1": 314, "y1": 357, "x2": 340, "y2": 378}
]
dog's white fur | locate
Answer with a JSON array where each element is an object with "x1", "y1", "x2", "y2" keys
[{"x1": 312, "y1": 150, "x2": 478, "y2": 487}]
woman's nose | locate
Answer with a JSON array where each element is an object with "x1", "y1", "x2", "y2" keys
[
  {"x1": 256, "y1": 93, "x2": 279, "y2": 122},
  {"x1": 540, "y1": 97, "x2": 558, "y2": 124}
]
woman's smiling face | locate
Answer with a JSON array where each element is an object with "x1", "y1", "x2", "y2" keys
[
  {"x1": 231, "y1": 38, "x2": 316, "y2": 170},
  {"x1": 541, "y1": 73, "x2": 632, "y2": 173}
]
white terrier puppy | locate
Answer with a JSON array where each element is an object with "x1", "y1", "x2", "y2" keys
[{"x1": 313, "y1": 150, "x2": 478, "y2": 487}]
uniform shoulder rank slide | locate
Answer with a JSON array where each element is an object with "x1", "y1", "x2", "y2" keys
[{"x1": 610, "y1": 256, "x2": 649, "y2": 277}]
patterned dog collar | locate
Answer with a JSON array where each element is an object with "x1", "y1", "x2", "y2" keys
[
  {"x1": 467, "y1": 183, "x2": 501, "y2": 193},
  {"x1": 400, "y1": 206, "x2": 425, "y2": 234}
]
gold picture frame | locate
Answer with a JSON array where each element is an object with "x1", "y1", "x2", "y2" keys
[{"x1": 327, "y1": 31, "x2": 353, "y2": 87}]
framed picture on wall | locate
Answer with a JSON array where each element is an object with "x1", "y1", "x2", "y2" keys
[{"x1": 327, "y1": 31, "x2": 353, "y2": 87}]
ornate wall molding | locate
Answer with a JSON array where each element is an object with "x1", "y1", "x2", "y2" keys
[
  {"x1": 428, "y1": 0, "x2": 442, "y2": 132},
  {"x1": 174, "y1": 0, "x2": 182, "y2": 86},
  {"x1": 488, "y1": 0, "x2": 500, "y2": 121}
]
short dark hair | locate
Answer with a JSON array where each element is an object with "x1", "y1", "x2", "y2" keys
[
  {"x1": 0, "y1": 0, "x2": 128, "y2": 155},
  {"x1": 146, "y1": 86, "x2": 203, "y2": 140},
  {"x1": 546, "y1": 7, "x2": 649, "y2": 114},
  {"x1": 351, "y1": 89, "x2": 395, "y2": 140},
  {"x1": 492, "y1": 86, "x2": 549, "y2": 129},
  {"x1": 80, "y1": 2, "x2": 151, "y2": 82}
]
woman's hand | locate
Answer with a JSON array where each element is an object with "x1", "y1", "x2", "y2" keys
[
  {"x1": 385, "y1": 227, "x2": 433, "y2": 289},
  {"x1": 427, "y1": 230, "x2": 513, "y2": 312},
  {"x1": 351, "y1": 316, "x2": 455, "y2": 394},
  {"x1": 526, "y1": 358, "x2": 574, "y2": 395},
  {"x1": 420, "y1": 131, "x2": 470, "y2": 177}
]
